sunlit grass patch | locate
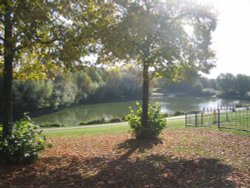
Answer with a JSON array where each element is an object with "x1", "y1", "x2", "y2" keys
[{"x1": 44, "y1": 123, "x2": 130, "y2": 137}]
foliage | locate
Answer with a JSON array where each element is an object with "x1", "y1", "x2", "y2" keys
[
  {"x1": 99, "y1": 0, "x2": 217, "y2": 78},
  {"x1": 0, "y1": 67, "x2": 142, "y2": 119},
  {"x1": 79, "y1": 118, "x2": 106, "y2": 126},
  {"x1": 216, "y1": 73, "x2": 237, "y2": 97},
  {"x1": 40, "y1": 123, "x2": 64, "y2": 128},
  {"x1": 173, "y1": 111, "x2": 185, "y2": 116},
  {"x1": 155, "y1": 74, "x2": 216, "y2": 97},
  {"x1": 90, "y1": 68, "x2": 142, "y2": 102},
  {"x1": 79, "y1": 117, "x2": 123, "y2": 126},
  {"x1": 156, "y1": 73, "x2": 250, "y2": 99},
  {"x1": 0, "y1": 0, "x2": 117, "y2": 76},
  {"x1": 127, "y1": 103, "x2": 166, "y2": 139},
  {"x1": 216, "y1": 73, "x2": 250, "y2": 98},
  {"x1": 0, "y1": 115, "x2": 46, "y2": 164}
]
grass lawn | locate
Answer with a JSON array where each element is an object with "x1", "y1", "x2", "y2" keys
[
  {"x1": 43, "y1": 119, "x2": 186, "y2": 137},
  {"x1": 43, "y1": 118, "x2": 250, "y2": 137},
  {"x1": 0, "y1": 118, "x2": 249, "y2": 187},
  {"x1": 44, "y1": 123, "x2": 131, "y2": 137}
]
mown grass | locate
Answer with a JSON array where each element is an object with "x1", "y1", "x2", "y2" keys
[
  {"x1": 43, "y1": 119, "x2": 186, "y2": 137},
  {"x1": 44, "y1": 123, "x2": 130, "y2": 137},
  {"x1": 167, "y1": 119, "x2": 185, "y2": 128},
  {"x1": 43, "y1": 118, "x2": 250, "y2": 137},
  {"x1": 1, "y1": 118, "x2": 249, "y2": 137}
]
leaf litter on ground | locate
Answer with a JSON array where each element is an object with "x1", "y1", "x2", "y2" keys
[{"x1": 0, "y1": 128, "x2": 249, "y2": 187}]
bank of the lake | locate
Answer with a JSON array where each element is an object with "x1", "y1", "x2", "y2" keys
[{"x1": 33, "y1": 96, "x2": 250, "y2": 127}]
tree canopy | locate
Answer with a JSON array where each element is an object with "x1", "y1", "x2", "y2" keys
[
  {"x1": 97, "y1": 0, "x2": 217, "y2": 138},
  {"x1": 0, "y1": 0, "x2": 116, "y2": 79},
  {"x1": 0, "y1": 0, "x2": 116, "y2": 140},
  {"x1": 99, "y1": 0, "x2": 216, "y2": 77}
]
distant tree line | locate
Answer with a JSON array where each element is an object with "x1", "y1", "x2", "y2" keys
[
  {"x1": 157, "y1": 73, "x2": 250, "y2": 99},
  {"x1": 1, "y1": 70, "x2": 249, "y2": 122},
  {"x1": 216, "y1": 73, "x2": 250, "y2": 98},
  {"x1": 0, "y1": 67, "x2": 142, "y2": 120}
]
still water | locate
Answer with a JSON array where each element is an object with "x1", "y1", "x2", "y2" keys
[{"x1": 34, "y1": 96, "x2": 250, "y2": 126}]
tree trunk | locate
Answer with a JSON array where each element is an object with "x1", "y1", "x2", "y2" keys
[
  {"x1": 2, "y1": 1, "x2": 14, "y2": 140},
  {"x1": 142, "y1": 61, "x2": 149, "y2": 129}
]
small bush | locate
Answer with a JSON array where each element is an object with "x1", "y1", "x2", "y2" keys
[
  {"x1": 79, "y1": 122, "x2": 86, "y2": 126},
  {"x1": 79, "y1": 118, "x2": 106, "y2": 125},
  {"x1": 40, "y1": 123, "x2": 64, "y2": 128},
  {"x1": 126, "y1": 103, "x2": 166, "y2": 139},
  {"x1": 109, "y1": 118, "x2": 122, "y2": 123},
  {"x1": 173, "y1": 111, "x2": 185, "y2": 116},
  {"x1": 79, "y1": 117, "x2": 123, "y2": 125},
  {"x1": 0, "y1": 114, "x2": 46, "y2": 164},
  {"x1": 162, "y1": 113, "x2": 168, "y2": 117},
  {"x1": 235, "y1": 103, "x2": 250, "y2": 108}
]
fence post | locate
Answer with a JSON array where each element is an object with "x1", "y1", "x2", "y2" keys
[
  {"x1": 195, "y1": 113, "x2": 198, "y2": 127},
  {"x1": 201, "y1": 112, "x2": 203, "y2": 126},
  {"x1": 217, "y1": 109, "x2": 220, "y2": 129},
  {"x1": 213, "y1": 109, "x2": 217, "y2": 124},
  {"x1": 226, "y1": 106, "x2": 228, "y2": 121},
  {"x1": 185, "y1": 113, "x2": 187, "y2": 127}
]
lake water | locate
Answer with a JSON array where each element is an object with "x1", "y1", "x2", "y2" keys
[{"x1": 33, "y1": 96, "x2": 250, "y2": 126}]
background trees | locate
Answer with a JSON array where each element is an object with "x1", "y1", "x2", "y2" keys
[
  {"x1": 156, "y1": 73, "x2": 250, "y2": 99},
  {"x1": 0, "y1": 68, "x2": 142, "y2": 119},
  {"x1": 216, "y1": 73, "x2": 250, "y2": 98}
]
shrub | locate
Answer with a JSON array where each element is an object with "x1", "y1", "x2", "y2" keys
[
  {"x1": 109, "y1": 117, "x2": 122, "y2": 123},
  {"x1": 79, "y1": 117, "x2": 123, "y2": 126},
  {"x1": 79, "y1": 122, "x2": 86, "y2": 126},
  {"x1": 126, "y1": 103, "x2": 166, "y2": 139},
  {"x1": 40, "y1": 123, "x2": 64, "y2": 128},
  {"x1": 79, "y1": 118, "x2": 106, "y2": 125},
  {"x1": 173, "y1": 111, "x2": 185, "y2": 116},
  {"x1": 162, "y1": 113, "x2": 168, "y2": 117},
  {"x1": 0, "y1": 114, "x2": 46, "y2": 164}
]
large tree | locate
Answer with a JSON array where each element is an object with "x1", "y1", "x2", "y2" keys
[
  {"x1": 1, "y1": 1, "x2": 68, "y2": 139},
  {"x1": 99, "y1": 0, "x2": 217, "y2": 138},
  {"x1": 0, "y1": 0, "x2": 115, "y2": 140}
]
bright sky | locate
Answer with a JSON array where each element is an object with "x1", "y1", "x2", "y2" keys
[{"x1": 200, "y1": 0, "x2": 250, "y2": 78}]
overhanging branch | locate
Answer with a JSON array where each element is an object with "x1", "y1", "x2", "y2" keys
[{"x1": 14, "y1": 37, "x2": 59, "y2": 52}]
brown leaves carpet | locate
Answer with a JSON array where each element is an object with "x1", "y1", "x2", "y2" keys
[{"x1": 0, "y1": 129, "x2": 249, "y2": 188}]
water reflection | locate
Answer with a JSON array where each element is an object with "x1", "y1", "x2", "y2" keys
[{"x1": 34, "y1": 96, "x2": 249, "y2": 126}]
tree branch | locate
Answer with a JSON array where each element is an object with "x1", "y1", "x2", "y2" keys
[
  {"x1": 14, "y1": 37, "x2": 59, "y2": 52},
  {"x1": 34, "y1": 37, "x2": 59, "y2": 45},
  {"x1": 170, "y1": 11, "x2": 191, "y2": 24},
  {"x1": 125, "y1": 36, "x2": 144, "y2": 56}
]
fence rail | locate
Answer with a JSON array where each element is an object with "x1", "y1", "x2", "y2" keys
[{"x1": 185, "y1": 106, "x2": 250, "y2": 132}]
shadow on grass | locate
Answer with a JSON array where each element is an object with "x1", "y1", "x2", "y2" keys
[{"x1": 0, "y1": 139, "x2": 236, "y2": 188}]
